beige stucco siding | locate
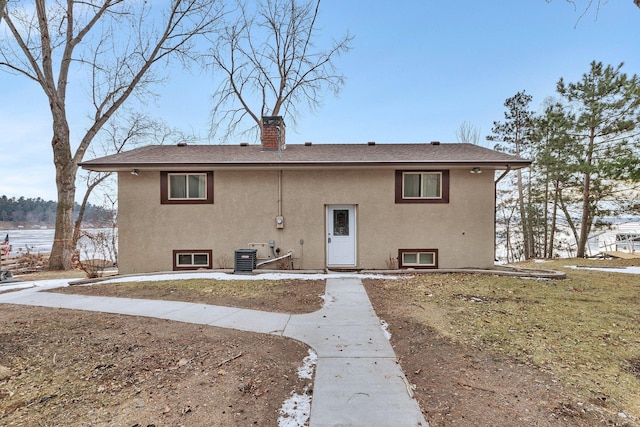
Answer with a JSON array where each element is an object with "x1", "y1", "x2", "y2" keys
[{"x1": 117, "y1": 168, "x2": 496, "y2": 274}]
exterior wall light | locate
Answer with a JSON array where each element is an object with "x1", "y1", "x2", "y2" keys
[
  {"x1": 470, "y1": 167, "x2": 482, "y2": 174},
  {"x1": 131, "y1": 169, "x2": 139, "y2": 176}
]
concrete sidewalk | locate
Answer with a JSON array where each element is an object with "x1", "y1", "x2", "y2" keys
[{"x1": 0, "y1": 276, "x2": 428, "y2": 426}]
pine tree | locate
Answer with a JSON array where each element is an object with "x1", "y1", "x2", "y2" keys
[
  {"x1": 488, "y1": 91, "x2": 537, "y2": 259},
  {"x1": 556, "y1": 61, "x2": 640, "y2": 257}
]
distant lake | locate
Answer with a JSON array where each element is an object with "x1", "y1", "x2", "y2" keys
[{"x1": 1, "y1": 227, "x2": 116, "y2": 254}]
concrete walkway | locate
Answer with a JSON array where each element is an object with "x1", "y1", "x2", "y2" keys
[{"x1": 0, "y1": 276, "x2": 428, "y2": 427}]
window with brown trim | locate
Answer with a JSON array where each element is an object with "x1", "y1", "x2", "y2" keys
[
  {"x1": 173, "y1": 249, "x2": 213, "y2": 270},
  {"x1": 395, "y1": 170, "x2": 449, "y2": 203},
  {"x1": 398, "y1": 249, "x2": 438, "y2": 269},
  {"x1": 161, "y1": 171, "x2": 213, "y2": 204}
]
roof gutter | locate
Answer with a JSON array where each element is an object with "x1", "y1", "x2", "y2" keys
[{"x1": 81, "y1": 161, "x2": 529, "y2": 173}]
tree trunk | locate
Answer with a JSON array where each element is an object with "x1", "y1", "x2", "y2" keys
[
  {"x1": 559, "y1": 193, "x2": 579, "y2": 247},
  {"x1": 48, "y1": 119, "x2": 77, "y2": 270},
  {"x1": 548, "y1": 180, "x2": 560, "y2": 258},
  {"x1": 49, "y1": 167, "x2": 77, "y2": 270},
  {"x1": 576, "y1": 130, "x2": 595, "y2": 258},
  {"x1": 576, "y1": 171, "x2": 591, "y2": 258},
  {"x1": 543, "y1": 171, "x2": 550, "y2": 258},
  {"x1": 516, "y1": 169, "x2": 531, "y2": 259}
]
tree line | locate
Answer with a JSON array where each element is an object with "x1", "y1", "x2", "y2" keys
[
  {"x1": 0, "y1": 196, "x2": 113, "y2": 227},
  {"x1": 490, "y1": 61, "x2": 640, "y2": 262}
]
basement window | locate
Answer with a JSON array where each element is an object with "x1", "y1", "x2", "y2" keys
[
  {"x1": 173, "y1": 250, "x2": 212, "y2": 270},
  {"x1": 161, "y1": 171, "x2": 213, "y2": 204},
  {"x1": 398, "y1": 249, "x2": 438, "y2": 269}
]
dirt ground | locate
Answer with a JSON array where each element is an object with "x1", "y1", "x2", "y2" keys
[
  {"x1": 0, "y1": 277, "x2": 625, "y2": 426},
  {"x1": 363, "y1": 279, "x2": 617, "y2": 427}
]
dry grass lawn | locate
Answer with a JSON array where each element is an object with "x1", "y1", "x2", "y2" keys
[
  {"x1": 376, "y1": 258, "x2": 640, "y2": 422},
  {"x1": 2, "y1": 258, "x2": 639, "y2": 426}
]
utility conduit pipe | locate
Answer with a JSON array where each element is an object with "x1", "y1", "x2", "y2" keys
[{"x1": 256, "y1": 250, "x2": 293, "y2": 268}]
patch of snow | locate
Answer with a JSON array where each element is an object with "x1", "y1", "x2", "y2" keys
[
  {"x1": 318, "y1": 293, "x2": 336, "y2": 307},
  {"x1": 278, "y1": 349, "x2": 317, "y2": 427},
  {"x1": 297, "y1": 349, "x2": 317, "y2": 380},
  {"x1": 99, "y1": 271, "x2": 398, "y2": 284},
  {"x1": 6, "y1": 271, "x2": 400, "y2": 291},
  {"x1": 568, "y1": 266, "x2": 640, "y2": 275},
  {"x1": 533, "y1": 259, "x2": 549, "y2": 263},
  {"x1": 278, "y1": 386, "x2": 312, "y2": 427},
  {"x1": 0, "y1": 282, "x2": 36, "y2": 291},
  {"x1": 14, "y1": 278, "x2": 74, "y2": 289},
  {"x1": 380, "y1": 319, "x2": 392, "y2": 340}
]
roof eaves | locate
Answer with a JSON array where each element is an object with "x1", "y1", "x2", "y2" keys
[{"x1": 80, "y1": 159, "x2": 531, "y2": 172}]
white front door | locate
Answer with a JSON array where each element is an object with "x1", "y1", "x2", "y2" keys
[{"x1": 326, "y1": 205, "x2": 356, "y2": 266}]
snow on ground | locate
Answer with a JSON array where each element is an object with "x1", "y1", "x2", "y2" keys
[
  {"x1": 97, "y1": 271, "x2": 398, "y2": 284},
  {"x1": 0, "y1": 278, "x2": 74, "y2": 292},
  {"x1": 380, "y1": 319, "x2": 392, "y2": 340},
  {"x1": 296, "y1": 349, "x2": 318, "y2": 380},
  {"x1": 2, "y1": 271, "x2": 398, "y2": 292},
  {"x1": 568, "y1": 266, "x2": 640, "y2": 275},
  {"x1": 278, "y1": 387, "x2": 312, "y2": 427},
  {"x1": 279, "y1": 349, "x2": 317, "y2": 427}
]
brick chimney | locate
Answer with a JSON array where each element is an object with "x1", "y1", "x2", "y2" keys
[{"x1": 261, "y1": 116, "x2": 285, "y2": 150}]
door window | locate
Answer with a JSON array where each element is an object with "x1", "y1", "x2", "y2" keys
[{"x1": 333, "y1": 209, "x2": 349, "y2": 236}]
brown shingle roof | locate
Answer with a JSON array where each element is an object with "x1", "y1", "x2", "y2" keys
[{"x1": 80, "y1": 142, "x2": 530, "y2": 171}]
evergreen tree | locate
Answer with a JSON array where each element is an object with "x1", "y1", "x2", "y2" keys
[
  {"x1": 530, "y1": 100, "x2": 579, "y2": 258},
  {"x1": 488, "y1": 91, "x2": 537, "y2": 259},
  {"x1": 556, "y1": 61, "x2": 640, "y2": 257}
]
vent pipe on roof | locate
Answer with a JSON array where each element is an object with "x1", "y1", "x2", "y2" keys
[
  {"x1": 240, "y1": 142, "x2": 248, "y2": 146},
  {"x1": 177, "y1": 142, "x2": 188, "y2": 147},
  {"x1": 304, "y1": 141, "x2": 312, "y2": 146},
  {"x1": 367, "y1": 141, "x2": 376, "y2": 146},
  {"x1": 430, "y1": 141, "x2": 440, "y2": 145}
]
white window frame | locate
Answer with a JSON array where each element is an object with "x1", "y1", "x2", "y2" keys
[
  {"x1": 173, "y1": 250, "x2": 212, "y2": 270},
  {"x1": 402, "y1": 172, "x2": 442, "y2": 199},
  {"x1": 168, "y1": 173, "x2": 208, "y2": 201},
  {"x1": 399, "y1": 249, "x2": 438, "y2": 268}
]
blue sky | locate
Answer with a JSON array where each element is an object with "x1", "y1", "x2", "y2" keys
[{"x1": 1, "y1": 0, "x2": 638, "y2": 202}]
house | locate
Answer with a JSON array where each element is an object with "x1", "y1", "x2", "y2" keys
[{"x1": 80, "y1": 116, "x2": 530, "y2": 274}]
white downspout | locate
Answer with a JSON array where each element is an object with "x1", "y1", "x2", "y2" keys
[
  {"x1": 278, "y1": 169, "x2": 283, "y2": 218},
  {"x1": 494, "y1": 164, "x2": 512, "y2": 263}
]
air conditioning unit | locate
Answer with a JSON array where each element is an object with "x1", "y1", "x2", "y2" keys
[{"x1": 234, "y1": 249, "x2": 257, "y2": 274}]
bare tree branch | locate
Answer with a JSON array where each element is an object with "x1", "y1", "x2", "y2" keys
[
  {"x1": 0, "y1": 0, "x2": 223, "y2": 269},
  {"x1": 456, "y1": 121, "x2": 481, "y2": 145},
  {"x1": 73, "y1": 111, "x2": 175, "y2": 246},
  {"x1": 207, "y1": 0, "x2": 353, "y2": 142},
  {"x1": 547, "y1": 0, "x2": 639, "y2": 24}
]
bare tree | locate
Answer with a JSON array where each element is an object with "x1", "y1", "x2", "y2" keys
[
  {"x1": 0, "y1": 0, "x2": 6, "y2": 25},
  {"x1": 73, "y1": 111, "x2": 169, "y2": 247},
  {"x1": 0, "y1": 1, "x2": 222, "y2": 269},
  {"x1": 74, "y1": 111, "x2": 192, "y2": 246},
  {"x1": 455, "y1": 121, "x2": 481, "y2": 144},
  {"x1": 208, "y1": 0, "x2": 353, "y2": 141},
  {"x1": 549, "y1": 0, "x2": 640, "y2": 19}
]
